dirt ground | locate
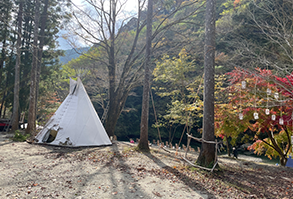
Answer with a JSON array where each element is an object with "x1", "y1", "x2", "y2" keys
[{"x1": 0, "y1": 133, "x2": 293, "y2": 199}]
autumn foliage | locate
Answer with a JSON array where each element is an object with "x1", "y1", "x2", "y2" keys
[{"x1": 215, "y1": 67, "x2": 293, "y2": 166}]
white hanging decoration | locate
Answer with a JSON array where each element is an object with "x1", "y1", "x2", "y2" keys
[
  {"x1": 239, "y1": 113, "x2": 243, "y2": 120},
  {"x1": 267, "y1": 88, "x2": 271, "y2": 95},
  {"x1": 279, "y1": 118, "x2": 284, "y2": 125},
  {"x1": 253, "y1": 112, "x2": 259, "y2": 120},
  {"x1": 265, "y1": 108, "x2": 270, "y2": 115},
  {"x1": 241, "y1": 81, "x2": 246, "y2": 89},
  {"x1": 272, "y1": 114, "x2": 276, "y2": 121},
  {"x1": 274, "y1": 92, "x2": 279, "y2": 100}
]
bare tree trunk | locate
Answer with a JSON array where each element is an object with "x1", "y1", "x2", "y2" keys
[
  {"x1": 227, "y1": 137, "x2": 231, "y2": 157},
  {"x1": 138, "y1": 0, "x2": 153, "y2": 151},
  {"x1": 26, "y1": 0, "x2": 40, "y2": 135},
  {"x1": 196, "y1": 0, "x2": 216, "y2": 167},
  {"x1": 35, "y1": 0, "x2": 49, "y2": 115},
  {"x1": 0, "y1": 0, "x2": 11, "y2": 85},
  {"x1": 0, "y1": 91, "x2": 6, "y2": 117},
  {"x1": 11, "y1": 1, "x2": 23, "y2": 131},
  {"x1": 0, "y1": 40, "x2": 7, "y2": 84},
  {"x1": 104, "y1": 0, "x2": 117, "y2": 137}
]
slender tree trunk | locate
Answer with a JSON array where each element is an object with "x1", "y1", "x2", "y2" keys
[
  {"x1": 266, "y1": 129, "x2": 288, "y2": 166},
  {"x1": 0, "y1": 0, "x2": 11, "y2": 85},
  {"x1": 104, "y1": 0, "x2": 117, "y2": 137},
  {"x1": 35, "y1": 0, "x2": 49, "y2": 115},
  {"x1": 104, "y1": 98, "x2": 119, "y2": 137},
  {"x1": 280, "y1": 156, "x2": 287, "y2": 166},
  {"x1": 26, "y1": 0, "x2": 40, "y2": 135},
  {"x1": 0, "y1": 91, "x2": 6, "y2": 118},
  {"x1": 0, "y1": 40, "x2": 7, "y2": 84},
  {"x1": 11, "y1": 1, "x2": 23, "y2": 131},
  {"x1": 138, "y1": 0, "x2": 153, "y2": 151},
  {"x1": 196, "y1": 0, "x2": 216, "y2": 167},
  {"x1": 2, "y1": 46, "x2": 14, "y2": 118},
  {"x1": 3, "y1": 105, "x2": 7, "y2": 118},
  {"x1": 227, "y1": 137, "x2": 231, "y2": 157}
]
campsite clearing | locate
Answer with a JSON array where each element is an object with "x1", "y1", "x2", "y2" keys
[{"x1": 0, "y1": 134, "x2": 293, "y2": 199}]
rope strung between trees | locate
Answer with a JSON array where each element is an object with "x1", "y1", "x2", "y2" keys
[{"x1": 182, "y1": 133, "x2": 222, "y2": 172}]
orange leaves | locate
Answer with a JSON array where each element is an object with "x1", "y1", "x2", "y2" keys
[{"x1": 234, "y1": 0, "x2": 241, "y2": 6}]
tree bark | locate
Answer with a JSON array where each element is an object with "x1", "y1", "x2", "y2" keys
[
  {"x1": 0, "y1": 40, "x2": 7, "y2": 84},
  {"x1": 196, "y1": 0, "x2": 216, "y2": 167},
  {"x1": 0, "y1": 0, "x2": 12, "y2": 84},
  {"x1": 138, "y1": 0, "x2": 153, "y2": 151},
  {"x1": 11, "y1": 1, "x2": 23, "y2": 131},
  {"x1": 26, "y1": 0, "x2": 41, "y2": 135},
  {"x1": 266, "y1": 128, "x2": 288, "y2": 166},
  {"x1": 104, "y1": 0, "x2": 117, "y2": 137},
  {"x1": 0, "y1": 91, "x2": 6, "y2": 117},
  {"x1": 35, "y1": 0, "x2": 49, "y2": 115}
]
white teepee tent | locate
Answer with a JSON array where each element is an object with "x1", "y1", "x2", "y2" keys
[{"x1": 35, "y1": 77, "x2": 112, "y2": 147}]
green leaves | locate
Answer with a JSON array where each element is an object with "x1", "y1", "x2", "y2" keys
[{"x1": 152, "y1": 49, "x2": 203, "y2": 132}]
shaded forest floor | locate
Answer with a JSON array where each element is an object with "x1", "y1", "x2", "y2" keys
[{"x1": 0, "y1": 133, "x2": 292, "y2": 199}]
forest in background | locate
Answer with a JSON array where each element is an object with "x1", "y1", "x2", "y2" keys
[{"x1": 1, "y1": 0, "x2": 293, "y2": 165}]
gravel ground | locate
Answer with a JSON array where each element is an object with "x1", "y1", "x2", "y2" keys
[
  {"x1": 1, "y1": 133, "x2": 293, "y2": 199},
  {"x1": 0, "y1": 134, "x2": 208, "y2": 199}
]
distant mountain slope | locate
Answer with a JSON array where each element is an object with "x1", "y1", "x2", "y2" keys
[{"x1": 59, "y1": 47, "x2": 90, "y2": 64}]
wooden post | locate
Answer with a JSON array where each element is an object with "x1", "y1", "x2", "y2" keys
[
  {"x1": 185, "y1": 136, "x2": 191, "y2": 158},
  {"x1": 215, "y1": 141, "x2": 218, "y2": 165}
]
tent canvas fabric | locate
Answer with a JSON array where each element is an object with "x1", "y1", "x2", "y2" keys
[{"x1": 35, "y1": 78, "x2": 112, "y2": 147}]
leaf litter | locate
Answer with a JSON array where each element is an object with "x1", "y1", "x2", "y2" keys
[{"x1": 0, "y1": 138, "x2": 292, "y2": 198}]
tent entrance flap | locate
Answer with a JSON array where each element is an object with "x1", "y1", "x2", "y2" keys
[{"x1": 42, "y1": 129, "x2": 59, "y2": 143}]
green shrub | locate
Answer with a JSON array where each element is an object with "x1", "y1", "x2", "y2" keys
[{"x1": 12, "y1": 131, "x2": 30, "y2": 142}]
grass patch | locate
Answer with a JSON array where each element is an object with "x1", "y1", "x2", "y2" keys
[{"x1": 12, "y1": 130, "x2": 30, "y2": 142}]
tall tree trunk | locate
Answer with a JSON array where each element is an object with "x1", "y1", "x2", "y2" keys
[
  {"x1": 26, "y1": 0, "x2": 41, "y2": 135},
  {"x1": 196, "y1": 0, "x2": 216, "y2": 167},
  {"x1": 0, "y1": 0, "x2": 12, "y2": 85},
  {"x1": 0, "y1": 40, "x2": 7, "y2": 84},
  {"x1": 138, "y1": 0, "x2": 153, "y2": 151},
  {"x1": 35, "y1": 0, "x2": 49, "y2": 115},
  {"x1": 11, "y1": 1, "x2": 23, "y2": 131},
  {"x1": 104, "y1": 93, "x2": 119, "y2": 137},
  {"x1": 104, "y1": 0, "x2": 117, "y2": 137}
]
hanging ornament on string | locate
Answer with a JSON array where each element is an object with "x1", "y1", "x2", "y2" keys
[
  {"x1": 274, "y1": 92, "x2": 279, "y2": 100},
  {"x1": 265, "y1": 109, "x2": 270, "y2": 115},
  {"x1": 254, "y1": 112, "x2": 259, "y2": 120},
  {"x1": 239, "y1": 99, "x2": 243, "y2": 120},
  {"x1": 241, "y1": 81, "x2": 246, "y2": 89},
  {"x1": 239, "y1": 80, "x2": 245, "y2": 120},
  {"x1": 265, "y1": 87, "x2": 270, "y2": 115},
  {"x1": 253, "y1": 78, "x2": 258, "y2": 120},
  {"x1": 279, "y1": 117, "x2": 284, "y2": 125},
  {"x1": 239, "y1": 112, "x2": 243, "y2": 120},
  {"x1": 279, "y1": 94, "x2": 283, "y2": 125}
]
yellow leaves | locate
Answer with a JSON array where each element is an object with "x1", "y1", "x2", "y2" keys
[{"x1": 178, "y1": 48, "x2": 187, "y2": 58}]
